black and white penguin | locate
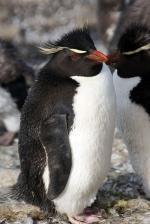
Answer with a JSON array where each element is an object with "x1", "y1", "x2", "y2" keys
[
  {"x1": 0, "y1": 40, "x2": 34, "y2": 145},
  {"x1": 110, "y1": 24, "x2": 150, "y2": 198},
  {"x1": 18, "y1": 28, "x2": 116, "y2": 223}
]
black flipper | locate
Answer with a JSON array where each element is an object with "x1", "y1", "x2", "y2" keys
[{"x1": 39, "y1": 114, "x2": 72, "y2": 200}]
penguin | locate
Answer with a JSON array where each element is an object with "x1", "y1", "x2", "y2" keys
[
  {"x1": 109, "y1": 24, "x2": 150, "y2": 198},
  {"x1": 17, "y1": 27, "x2": 116, "y2": 224},
  {"x1": 0, "y1": 40, "x2": 34, "y2": 145}
]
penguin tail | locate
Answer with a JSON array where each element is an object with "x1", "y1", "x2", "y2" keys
[
  {"x1": 0, "y1": 183, "x2": 22, "y2": 203},
  {"x1": 0, "y1": 184, "x2": 50, "y2": 222},
  {"x1": 0, "y1": 176, "x2": 55, "y2": 220}
]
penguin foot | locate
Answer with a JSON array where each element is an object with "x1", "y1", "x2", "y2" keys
[
  {"x1": 68, "y1": 214, "x2": 100, "y2": 224},
  {"x1": 68, "y1": 208, "x2": 102, "y2": 224},
  {"x1": 0, "y1": 131, "x2": 16, "y2": 146}
]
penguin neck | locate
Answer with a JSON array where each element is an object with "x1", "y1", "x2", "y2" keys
[
  {"x1": 39, "y1": 60, "x2": 103, "y2": 81},
  {"x1": 69, "y1": 63, "x2": 105, "y2": 83},
  {"x1": 116, "y1": 53, "x2": 150, "y2": 78}
]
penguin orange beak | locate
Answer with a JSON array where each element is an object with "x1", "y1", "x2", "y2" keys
[{"x1": 86, "y1": 50, "x2": 108, "y2": 63}]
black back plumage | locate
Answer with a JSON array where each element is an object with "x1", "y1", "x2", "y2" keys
[{"x1": 18, "y1": 75, "x2": 77, "y2": 209}]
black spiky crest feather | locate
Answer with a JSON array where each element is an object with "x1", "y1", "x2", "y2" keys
[
  {"x1": 118, "y1": 23, "x2": 150, "y2": 54},
  {"x1": 39, "y1": 26, "x2": 96, "y2": 55}
]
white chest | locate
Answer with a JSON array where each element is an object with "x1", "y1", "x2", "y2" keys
[
  {"x1": 69, "y1": 64, "x2": 115, "y2": 170},
  {"x1": 113, "y1": 70, "x2": 141, "y2": 123},
  {"x1": 54, "y1": 64, "x2": 116, "y2": 215},
  {"x1": 113, "y1": 70, "x2": 150, "y2": 159}
]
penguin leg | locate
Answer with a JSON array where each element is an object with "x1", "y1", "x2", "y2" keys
[{"x1": 0, "y1": 131, "x2": 16, "y2": 146}]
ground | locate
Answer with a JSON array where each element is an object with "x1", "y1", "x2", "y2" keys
[{"x1": 0, "y1": 131, "x2": 150, "y2": 224}]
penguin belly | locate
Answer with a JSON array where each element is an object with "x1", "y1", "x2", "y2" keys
[
  {"x1": 113, "y1": 71, "x2": 150, "y2": 183},
  {"x1": 53, "y1": 64, "x2": 116, "y2": 215}
]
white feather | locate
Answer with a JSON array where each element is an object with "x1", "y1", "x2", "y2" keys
[
  {"x1": 70, "y1": 48, "x2": 87, "y2": 54},
  {"x1": 42, "y1": 143, "x2": 50, "y2": 193},
  {"x1": 39, "y1": 45, "x2": 87, "y2": 55},
  {"x1": 53, "y1": 64, "x2": 116, "y2": 215},
  {"x1": 113, "y1": 70, "x2": 150, "y2": 197}
]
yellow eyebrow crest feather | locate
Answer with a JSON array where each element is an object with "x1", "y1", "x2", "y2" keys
[
  {"x1": 123, "y1": 43, "x2": 150, "y2": 55},
  {"x1": 39, "y1": 44, "x2": 87, "y2": 55}
]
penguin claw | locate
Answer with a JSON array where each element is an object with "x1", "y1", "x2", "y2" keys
[{"x1": 0, "y1": 131, "x2": 16, "y2": 146}]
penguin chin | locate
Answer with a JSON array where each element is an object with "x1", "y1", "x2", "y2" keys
[
  {"x1": 91, "y1": 63, "x2": 103, "y2": 76},
  {"x1": 71, "y1": 63, "x2": 103, "y2": 78}
]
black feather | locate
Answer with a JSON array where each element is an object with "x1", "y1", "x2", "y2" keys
[
  {"x1": 118, "y1": 23, "x2": 150, "y2": 53},
  {"x1": 54, "y1": 27, "x2": 96, "y2": 51}
]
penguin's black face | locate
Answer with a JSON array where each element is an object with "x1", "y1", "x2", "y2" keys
[
  {"x1": 40, "y1": 28, "x2": 108, "y2": 77},
  {"x1": 107, "y1": 24, "x2": 150, "y2": 78},
  {"x1": 50, "y1": 48, "x2": 106, "y2": 77},
  {"x1": 114, "y1": 51, "x2": 150, "y2": 78}
]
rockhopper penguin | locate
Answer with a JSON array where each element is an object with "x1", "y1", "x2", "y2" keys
[
  {"x1": 18, "y1": 28, "x2": 116, "y2": 224},
  {"x1": 110, "y1": 24, "x2": 150, "y2": 198}
]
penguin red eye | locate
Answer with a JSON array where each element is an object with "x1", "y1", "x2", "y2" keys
[{"x1": 71, "y1": 53, "x2": 80, "y2": 61}]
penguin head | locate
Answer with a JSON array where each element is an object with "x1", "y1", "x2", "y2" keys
[
  {"x1": 107, "y1": 24, "x2": 150, "y2": 77},
  {"x1": 39, "y1": 27, "x2": 108, "y2": 77}
]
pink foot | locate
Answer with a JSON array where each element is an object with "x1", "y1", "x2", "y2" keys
[
  {"x1": 69, "y1": 215, "x2": 100, "y2": 224},
  {"x1": 0, "y1": 131, "x2": 16, "y2": 146},
  {"x1": 68, "y1": 209, "x2": 102, "y2": 224}
]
